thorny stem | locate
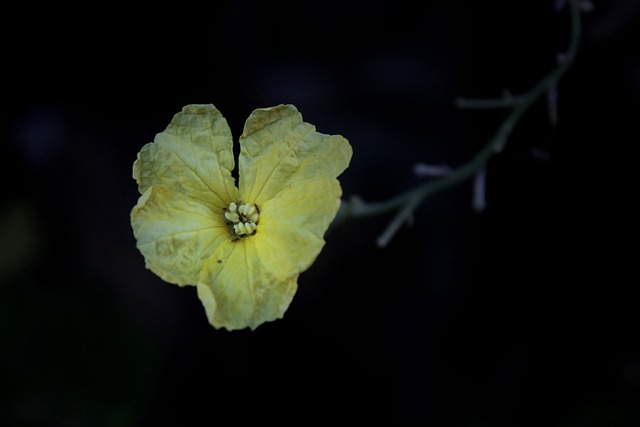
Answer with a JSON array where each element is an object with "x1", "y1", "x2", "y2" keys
[{"x1": 333, "y1": 0, "x2": 583, "y2": 247}]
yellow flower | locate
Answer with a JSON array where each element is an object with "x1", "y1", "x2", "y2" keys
[{"x1": 130, "y1": 104, "x2": 352, "y2": 331}]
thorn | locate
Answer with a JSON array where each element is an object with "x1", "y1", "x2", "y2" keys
[
  {"x1": 472, "y1": 167, "x2": 487, "y2": 213},
  {"x1": 413, "y1": 163, "x2": 452, "y2": 177}
]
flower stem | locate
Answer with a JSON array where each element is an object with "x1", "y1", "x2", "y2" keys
[{"x1": 334, "y1": 0, "x2": 582, "y2": 247}]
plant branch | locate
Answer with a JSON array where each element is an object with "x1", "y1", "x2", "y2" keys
[{"x1": 333, "y1": 1, "x2": 582, "y2": 247}]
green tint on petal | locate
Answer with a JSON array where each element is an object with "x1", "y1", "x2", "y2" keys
[
  {"x1": 238, "y1": 104, "x2": 352, "y2": 206},
  {"x1": 131, "y1": 185, "x2": 228, "y2": 286},
  {"x1": 133, "y1": 104, "x2": 238, "y2": 211},
  {"x1": 256, "y1": 177, "x2": 342, "y2": 281},
  {"x1": 197, "y1": 239, "x2": 298, "y2": 331}
]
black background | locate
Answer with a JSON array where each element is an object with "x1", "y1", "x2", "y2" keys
[{"x1": 2, "y1": 1, "x2": 639, "y2": 426}]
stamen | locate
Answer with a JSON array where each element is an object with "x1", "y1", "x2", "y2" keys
[
  {"x1": 224, "y1": 212, "x2": 239, "y2": 222},
  {"x1": 235, "y1": 222, "x2": 247, "y2": 235},
  {"x1": 225, "y1": 201, "x2": 260, "y2": 239}
]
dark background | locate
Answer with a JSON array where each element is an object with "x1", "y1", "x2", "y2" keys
[{"x1": 2, "y1": 1, "x2": 639, "y2": 426}]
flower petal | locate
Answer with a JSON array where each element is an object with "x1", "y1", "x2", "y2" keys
[
  {"x1": 255, "y1": 177, "x2": 342, "y2": 281},
  {"x1": 131, "y1": 185, "x2": 227, "y2": 286},
  {"x1": 133, "y1": 104, "x2": 239, "y2": 211},
  {"x1": 238, "y1": 104, "x2": 352, "y2": 206},
  {"x1": 197, "y1": 239, "x2": 298, "y2": 330}
]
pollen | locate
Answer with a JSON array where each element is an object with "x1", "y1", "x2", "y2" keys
[{"x1": 225, "y1": 202, "x2": 259, "y2": 238}]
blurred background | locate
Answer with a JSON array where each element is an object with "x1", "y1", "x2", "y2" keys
[{"x1": 2, "y1": 1, "x2": 639, "y2": 425}]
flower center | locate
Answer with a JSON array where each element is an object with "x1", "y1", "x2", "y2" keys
[{"x1": 224, "y1": 202, "x2": 259, "y2": 239}]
